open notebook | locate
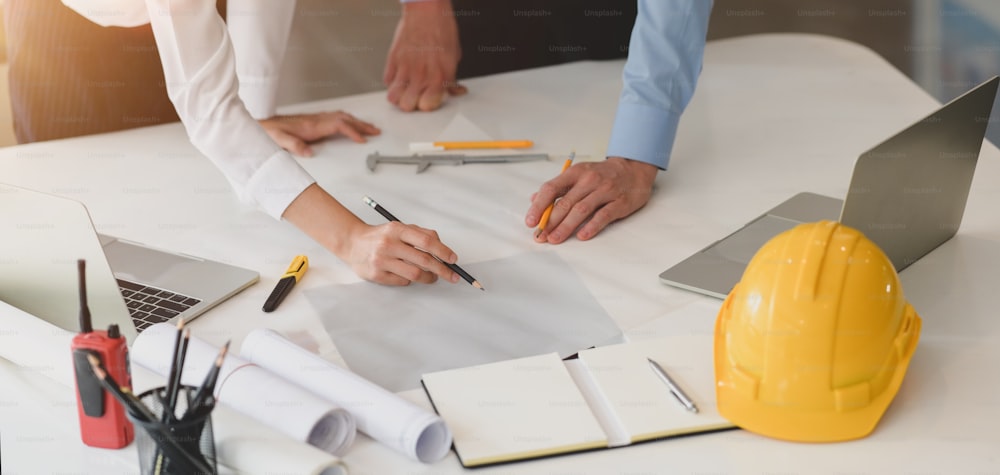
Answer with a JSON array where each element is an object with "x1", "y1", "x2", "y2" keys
[{"x1": 421, "y1": 335, "x2": 735, "y2": 467}]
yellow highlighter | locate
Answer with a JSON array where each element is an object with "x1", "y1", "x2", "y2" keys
[
  {"x1": 262, "y1": 255, "x2": 308, "y2": 312},
  {"x1": 409, "y1": 139, "x2": 534, "y2": 152},
  {"x1": 535, "y1": 152, "x2": 575, "y2": 237}
]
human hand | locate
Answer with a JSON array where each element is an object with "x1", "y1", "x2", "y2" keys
[
  {"x1": 383, "y1": 0, "x2": 467, "y2": 112},
  {"x1": 260, "y1": 111, "x2": 380, "y2": 157},
  {"x1": 525, "y1": 157, "x2": 659, "y2": 244},
  {"x1": 283, "y1": 185, "x2": 461, "y2": 286},
  {"x1": 343, "y1": 221, "x2": 462, "y2": 286}
]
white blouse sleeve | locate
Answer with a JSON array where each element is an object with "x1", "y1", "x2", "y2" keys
[
  {"x1": 142, "y1": 0, "x2": 315, "y2": 219},
  {"x1": 226, "y1": 0, "x2": 297, "y2": 119},
  {"x1": 61, "y1": 0, "x2": 312, "y2": 218}
]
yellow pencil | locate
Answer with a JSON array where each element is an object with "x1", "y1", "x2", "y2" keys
[
  {"x1": 409, "y1": 140, "x2": 533, "y2": 152},
  {"x1": 535, "y1": 152, "x2": 575, "y2": 237}
]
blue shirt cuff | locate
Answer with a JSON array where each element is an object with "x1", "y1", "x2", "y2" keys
[{"x1": 606, "y1": 101, "x2": 682, "y2": 170}]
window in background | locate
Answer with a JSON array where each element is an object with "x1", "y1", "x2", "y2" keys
[{"x1": 914, "y1": 0, "x2": 1000, "y2": 145}]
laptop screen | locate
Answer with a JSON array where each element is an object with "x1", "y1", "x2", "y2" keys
[{"x1": 0, "y1": 183, "x2": 136, "y2": 342}]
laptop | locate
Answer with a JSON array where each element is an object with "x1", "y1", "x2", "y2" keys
[
  {"x1": 0, "y1": 183, "x2": 259, "y2": 343},
  {"x1": 659, "y1": 76, "x2": 999, "y2": 299}
]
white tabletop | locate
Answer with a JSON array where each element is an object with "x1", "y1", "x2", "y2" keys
[{"x1": 2, "y1": 33, "x2": 999, "y2": 474}]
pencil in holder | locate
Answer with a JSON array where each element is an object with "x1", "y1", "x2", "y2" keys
[{"x1": 127, "y1": 385, "x2": 217, "y2": 475}]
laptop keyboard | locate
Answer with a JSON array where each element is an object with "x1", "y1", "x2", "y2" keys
[{"x1": 117, "y1": 279, "x2": 201, "y2": 333}]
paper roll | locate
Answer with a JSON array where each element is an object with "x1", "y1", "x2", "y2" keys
[
  {"x1": 241, "y1": 328, "x2": 452, "y2": 463},
  {"x1": 212, "y1": 404, "x2": 348, "y2": 475},
  {"x1": 132, "y1": 323, "x2": 357, "y2": 455}
]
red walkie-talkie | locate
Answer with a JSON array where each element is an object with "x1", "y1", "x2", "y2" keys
[{"x1": 70, "y1": 259, "x2": 134, "y2": 448}]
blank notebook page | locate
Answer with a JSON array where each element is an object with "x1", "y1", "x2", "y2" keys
[
  {"x1": 422, "y1": 352, "x2": 607, "y2": 467},
  {"x1": 577, "y1": 335, "x2": 733, "y2": 443}
]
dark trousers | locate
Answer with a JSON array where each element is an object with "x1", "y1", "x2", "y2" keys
[
  {"x1": 453, "y1": 0, "x2": 637, "y2": 79},
  {"x1": 3, "y1": 0, "x2": 226, "y2": 143}
]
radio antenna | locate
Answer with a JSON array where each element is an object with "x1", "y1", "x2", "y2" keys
[{"x1": 77, "y1": 259, "x2": 92, "y2": 333}]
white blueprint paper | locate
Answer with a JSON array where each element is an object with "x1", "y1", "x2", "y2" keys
[{"x1": 305, "y1": 251, "x2": 623, "y2": 392}]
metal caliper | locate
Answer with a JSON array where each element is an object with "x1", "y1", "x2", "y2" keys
[{"x1": 366, "y1": 152, "x2": 550, "y2": 173}]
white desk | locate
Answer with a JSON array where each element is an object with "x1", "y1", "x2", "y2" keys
[{"x1": 2, "y1": 33, "x2": 999, "y2": 473}]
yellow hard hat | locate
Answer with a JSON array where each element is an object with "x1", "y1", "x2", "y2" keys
[{"x1": 714, "y1": 220, "x2": 921, "y2": 442}]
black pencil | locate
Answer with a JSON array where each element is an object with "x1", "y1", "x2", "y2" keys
[
  {"x1": 162, "y1": 318, "x2": 186, "y2": 422},
  {"x1": 166, "y1": 328, "x2": 191, "y2": 421},
  {"x1": 362, "y1": 195, "x2": 485, "y2": 290},
  {"x1": 186, "y1": 340, "x2": 230, "y2": 419},
  {"x1": 87, "y1": 354, "x2": 214, "y2": 474},
  {"x1": 86, "y1": 353, "x2": 152, "y2": 421}
]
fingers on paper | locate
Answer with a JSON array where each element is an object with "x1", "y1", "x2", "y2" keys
[
  {"x1": 368, "y1": 228, "x2": 442, "y2": 286},
  {"x1": 574, "y1": 200, "x2": 627, "y2": 241},
  {"x1": 539, "y1": 186, "x2": 596, "y2": 244},
  {"x1": 526, "y1": 168, "x2": 576, "y2": 227},
  {"x1": 263, "y1": 112, "x2": 380, "y2": 153},
  {"x1": 398, "y1": 87, "x2": 424, "y2": 113},
  {"x1": 418, "y1": 60, "x2": 460, "y2": 111},
  {"x1": 383, "y1": 258, "x2": 439, "y2": 286},
  {"x1": 374, "y1": 270, "x2": 421, "y2": 287},
  {"x1": 417, "y1": 86, "x2": 446, "y2": 112},
  {"x1": 543, "y1": 165, "x2": 652, "y2": 243},
  {"x1": 313, "y1": 112, "x2": 380, "y2": 143},
  {"x1": 268, "y1": 128, "x2": 313, "y2": 158},
  {"x1": 399, "y1": 225, "x2": 460, "y2": 284},
  {"x1": 387, "y1": 65, "x2": 456, "y2": 112},
  {"x1": 400, "y1": 74, "x2": 440, "y2": 113},
  {"x1": 533, "y1": 166, "x2": 622, "y2": 244},
  {"x1": 446, "y1": 83, "x2": 468, "y2": 97},
  {"x1": 335, "y1": 122, "x2": 368, "y2": 143},
  {"x1": 385, "y1": 62, "x2": 421, "y2": 112},
  {"x1": 386, "y1": 72, "x2": 407, "y2": 105},
  {"x1": 338, "y1": 113, "x2": 381, "y2": 138}
]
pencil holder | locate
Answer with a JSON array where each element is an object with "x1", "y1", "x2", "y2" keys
[{"x1": 128, "y1": 386, "x2": 217, "y2": 475}]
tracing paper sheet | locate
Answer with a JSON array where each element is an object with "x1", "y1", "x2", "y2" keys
[{"x1": 305, "y1": 250, "x2": 623, "y2": 391}]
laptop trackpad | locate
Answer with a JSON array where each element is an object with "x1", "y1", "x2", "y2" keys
[{"x1": 704, "y1": 215, "x2": 802, "y2": 265}]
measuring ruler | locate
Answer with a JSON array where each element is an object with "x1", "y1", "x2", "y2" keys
[{"x1": 366, "y1": 152, "x2": 550, "y2": 173}]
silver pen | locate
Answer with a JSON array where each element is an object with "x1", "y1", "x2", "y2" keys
[{"x1": 647, "y1": 358, "x2": 699, "y2": 413}]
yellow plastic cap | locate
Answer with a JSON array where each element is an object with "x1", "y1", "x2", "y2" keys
[{"x1": 714, "y1": 220, "x2": 921, "y2": 442}]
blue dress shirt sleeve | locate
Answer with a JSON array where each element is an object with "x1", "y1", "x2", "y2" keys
[{"x1": 606, "y1": 0, "x2": 713, "y2": 170}]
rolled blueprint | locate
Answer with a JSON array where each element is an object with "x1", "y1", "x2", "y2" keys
[
  {"x1": 0, "y1": 300, "x2": 76, "y2": 386},
  {"x1": 211, "y1": 404, "x2": 348, "y2": 475},
  {"x1": 132, "y1": 323, "x2": 357, "y2": 455},
  {"x1": 241, "y1": 328, "x2": 452, "y2": 463}
]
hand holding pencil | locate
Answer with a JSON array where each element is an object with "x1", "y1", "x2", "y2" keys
[
  {"x1": 363, "y1": 196, "x2": 484, "y2": 290},
  {"x1": 535, "y1": 152, "x2": 575, "y2": 238},
  {"x1": 339, "y1": 217, "x2": 467, "y2": 287},
  {"x1": 527, "y1": 154, "x2": 658, "y2": 244}
]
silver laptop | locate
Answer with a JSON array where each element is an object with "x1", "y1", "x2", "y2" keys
[
  {"x1": 660, "y1": 75, "x2": 999, "y2": 299},
  {"x1": 0, "y1": 183, "x2": 259, "y2": 342}
]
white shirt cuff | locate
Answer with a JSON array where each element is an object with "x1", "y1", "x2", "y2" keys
[{"x1": 245, "y1": 150, "x2": 317, "y2": 219}]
